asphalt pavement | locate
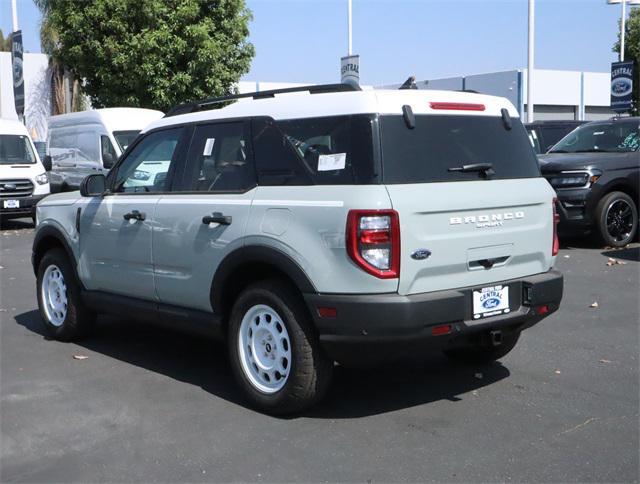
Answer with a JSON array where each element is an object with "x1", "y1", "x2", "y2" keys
[{"x1": 1, "y1": 217, "x2": 638, "y2": 483}]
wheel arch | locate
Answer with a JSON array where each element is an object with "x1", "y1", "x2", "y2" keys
[
  {"x1": 602, "y1": 179, "x2": 638, "y2": 202},
  {"x1": 32, "y1": 226, "x2": 81, "y2": 285},
  {"x1": 210, "y1": 245, "x2": 316, "y2": 323}
]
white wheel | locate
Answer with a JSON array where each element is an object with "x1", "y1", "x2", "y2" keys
[
  {"x1": 41, "y1": 264, "x2": 68, "y2": 327},
  {"x1": 237, "y1": 304, "x2": 292, "y2": 394}
]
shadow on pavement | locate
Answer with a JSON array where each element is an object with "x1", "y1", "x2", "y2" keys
[
  {"x1": 0, "y1": 217, "x2": 34, "y2": 231},
  {"x1": 601, "y1": 246, "x2": 640, "y2": 263},
  {"x1": 15, "y1": 309, "x2": 510, "y2": 419}
]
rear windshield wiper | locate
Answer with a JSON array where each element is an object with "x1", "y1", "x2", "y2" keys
[
  {"x1": 448, "y1": 162, "x2": 495, "y2": 178},
  {"x1": 573, "y1": 149, "x2": 608, "y2": 153}
]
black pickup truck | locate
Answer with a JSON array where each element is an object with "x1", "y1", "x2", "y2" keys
[{"x1": 539, "y1": 117, "x2": 639, "y2": 247}]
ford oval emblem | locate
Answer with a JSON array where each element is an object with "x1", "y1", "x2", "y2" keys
[
  {"x1": 482, "y1": 297, "x2": 501, "y2": 309},
  {"x1": 411, "y1": 249, "x2": 431, "y2": 260}
]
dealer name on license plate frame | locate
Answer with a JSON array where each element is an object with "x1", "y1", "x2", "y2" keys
[{"x1": 473, "y1": 285, "x2": 510, "y2": 320}]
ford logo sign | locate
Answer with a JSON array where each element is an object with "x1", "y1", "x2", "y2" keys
[{"x1": 611, "y1": 78, "x2": 632, "y2": 97}]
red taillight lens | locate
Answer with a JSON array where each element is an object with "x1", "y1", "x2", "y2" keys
[
  {"x1": 346, "y1": 209, "x2": 400, "y2": 279},
  {"x1": 552, "y1": 197, "x2": 560, "y2": 256},
  {"x1": 429, "y1": 102, "x2": 486, "y2": 111}
]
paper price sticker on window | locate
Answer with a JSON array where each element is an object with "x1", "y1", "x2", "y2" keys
[
  {"x1": 203, "y1": 138, "x2": 216, "y2": 156},
  {"x1": 317, "y1": 153, "x2": 346, "y2": 172}
]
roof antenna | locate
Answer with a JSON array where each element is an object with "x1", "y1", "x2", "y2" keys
[{"x1": 399, "y1": 76, "x2": 417, "y2": 90}]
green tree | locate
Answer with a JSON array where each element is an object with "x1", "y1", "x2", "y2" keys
[
  {"x1": 0, "y1": 29, "x2": 12, "y2": 52},
  {"x1": 613, "y1": 7, "x2": 640, "y2": 115},
  {"x1": 45, "y1": 0, "x2": 254, "y2": 112}
]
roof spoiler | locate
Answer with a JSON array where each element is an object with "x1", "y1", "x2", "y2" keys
[{"x1": 164, "y1": 83, "x2": 362, "y2": 117}]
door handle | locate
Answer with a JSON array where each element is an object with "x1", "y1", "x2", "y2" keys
[
  {"x1": 202, "y1": 212, "x2": 232, "y2": 225},
  {"x1": 123, "y1": 210, "x2": 146, "y2": 222}
]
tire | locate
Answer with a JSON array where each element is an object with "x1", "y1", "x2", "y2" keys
[
  {"x1": 228, "y1": 279, "x2": 333, "y2": 415},
  {"x1": 595, "y1": 191, "x2": 638, "y2": 248},
  {"x1": 444, "y1": 331, "x2": 520, "y2": 365},
  {"x1": 36, "y1": 248, "x2": 95, "y2": 341}
]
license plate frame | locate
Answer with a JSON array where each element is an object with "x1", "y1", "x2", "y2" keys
[
  {"x1": 472, "y1": 285, "x2": 510, "y2": 320},
  {"x1": 2, "y1": 199, "x2": 20, "y2": 209}
]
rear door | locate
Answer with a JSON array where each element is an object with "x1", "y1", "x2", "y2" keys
[
  {"x1": 381, "y1": 113, "x2": 556, "y2": 296},
  {"x1": 153, "y1": 121, "x2": 257, "y2": 312}
]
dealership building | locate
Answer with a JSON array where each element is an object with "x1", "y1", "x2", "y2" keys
[
  {"x1": 384, "y1": 68, "x2": 615, "y2": 122},
  {"x1": 1, "y1": 51, "x2": 616, "y2": 141}
]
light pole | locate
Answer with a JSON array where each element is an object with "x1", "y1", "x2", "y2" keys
[
  {"x1": 347, "y1": 0, "x2": 353, "y2": 56},
  {"x1": 607, "y1": 0, "x2": 640, "y2": 62},
  {"x1": 11, "y1": 0, "x2": 19, "y2": 32},
  {"x1": 527, "y1": 0, "x2": 535, "y2": 123}
]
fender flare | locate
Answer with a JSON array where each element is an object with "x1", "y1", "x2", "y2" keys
[
  {"x1": 211, "y1": 245, "x2": 316, "y2": 314},
  {"x1": 32, "y1": 225, "x2": 81, "y2": 284}
]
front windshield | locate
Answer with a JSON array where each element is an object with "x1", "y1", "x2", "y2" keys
[
  {"x1": 0, "y1": 134, "x2": 37, "y2": 165},
  {"x1": 113, "y1": 130, "x2": 141, "y2": 151},
  {"x1": 550, "y1": 121, "x2": 639, "y2": 153}
]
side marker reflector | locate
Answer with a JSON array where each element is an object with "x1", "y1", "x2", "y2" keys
[
  {"x1": 318, "y1": 307, "x2": 337, "y2": 318},
  {"x1": 431, "y1": 324, "x2": 452, "y2": 336}
]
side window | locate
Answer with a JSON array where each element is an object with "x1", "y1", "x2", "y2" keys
[
  {"x1": 114, "y1": 128, "x2": 183, "y2": 193},
  {"x1": 252, "y1": 118, "x2": 312, "y2": 185},
  {"x1": 100, "y1": 135, "x2": 118, "y2": 168},
  {"x1": 75, "y1": 130, "x2": 100, "y2": 164},
  {"x1": 275, "y1": 115, "x2": 378, "y2": 185},
  {"x1": 49, "y1": 130, "x2": 78, "y2": 165},
  {"x1": 183, "y1": 122, "x2": 256, "y2": 193}
]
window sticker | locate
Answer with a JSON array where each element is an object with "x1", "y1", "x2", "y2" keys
[
  {"x1": 203, "y1": 138, "x2": 215, "y2": 156},
  {"x1": 317, "y1": 153, "x2": 346, "y2": 171}
]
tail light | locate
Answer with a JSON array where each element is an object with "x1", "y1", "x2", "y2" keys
[
  {"x1": 346, "y1": 210, "x2": 400, "y2": 279},
  {"x1": 552, "y1": 197, "x2": 560, "y2": 256}
]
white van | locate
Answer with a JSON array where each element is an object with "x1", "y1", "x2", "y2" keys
[
  {"x1": 0, "y1": 119, "x2": 50, "y2": 222},
  {"x1": 46, "y1": 108, "x2": 163, "y2": 191}
]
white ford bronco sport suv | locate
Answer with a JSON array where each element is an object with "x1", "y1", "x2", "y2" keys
[{"x1": 33, "y1": 84, "x2": 563, "y2": 414}]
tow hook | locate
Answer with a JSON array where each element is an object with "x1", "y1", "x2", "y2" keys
[{"x1": 490, "y1": 330, "x2": 503, "y2": 346}]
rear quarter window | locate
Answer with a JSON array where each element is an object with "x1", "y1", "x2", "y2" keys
[
  {"x1": 275, "y1": 115, "x2": 379, "y2": 185},
  {"x1": 381, "y1": 114, "x2": 540, "y2": 183}
]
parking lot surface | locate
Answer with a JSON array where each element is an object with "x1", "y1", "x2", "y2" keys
[{"x1": 1, "y1": 218, "x2": 638, "y2": 483}]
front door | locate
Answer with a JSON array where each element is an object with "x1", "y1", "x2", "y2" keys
[
  {"x1": 78, "y1": 126, "x2": 187, "y2": 301},
  {"x1": 153, "y1": 121, "x2": 257, "y2": 312}
]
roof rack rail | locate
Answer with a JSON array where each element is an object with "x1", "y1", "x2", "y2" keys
[{"x1": 165, "y1": 83, "x2": 362, "y2": 117}]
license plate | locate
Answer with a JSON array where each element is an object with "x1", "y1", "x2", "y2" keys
[
  {"x1": 473, "y1": 285, "x2": 510, "y2": 319},
  {"x1": 3, "y1": 200, "x2": 20, "y2": 209}
]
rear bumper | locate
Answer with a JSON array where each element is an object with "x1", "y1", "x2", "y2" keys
[
  {"x1": 304, "y1": 270, "x2": 563, "y2": 363},
  {"x1": 0, "y1": 194, "x2": 47, "y2": 219}
]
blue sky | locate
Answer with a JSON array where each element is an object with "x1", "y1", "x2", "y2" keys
[{"x1": 0, "y1": 0, "x2": 629, "y2": 86}]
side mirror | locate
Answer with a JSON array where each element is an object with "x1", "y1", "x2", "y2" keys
[
  {"x1": 102, "y1": 152, "x2": 116, "y2": 169},
  {"x1": 42, "y1": 155, "x2": 52, "y2": 171},
  {"x1": 80, "y1": 174, "x2": 107, "y2": 197}
]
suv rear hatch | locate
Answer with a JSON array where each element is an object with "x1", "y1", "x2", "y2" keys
[{"x1": 380, "y1": 113, "x2": 556, "y2": 296}]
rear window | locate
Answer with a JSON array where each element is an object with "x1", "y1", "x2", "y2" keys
[{"x1": 381, "y1": 115, "x2": 540, "y2": 183}]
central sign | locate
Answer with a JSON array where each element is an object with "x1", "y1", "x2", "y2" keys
[
  {"x1": 341, "y1": 55, "x2": 359, "y2": 86},
  {"x1": 610, "y1": 60, "x2": 634, "y2": 113}
]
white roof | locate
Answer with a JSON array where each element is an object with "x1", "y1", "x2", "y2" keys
[
  {"x1": 49, "y1": 108, "x2": 164, "y2": 133},
  {"x1": 146, "y1": 89, "x2": 519, "y2": 133},
  {"x1": 0, "y1": 118, "x2": 31, "y2": 136}
]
